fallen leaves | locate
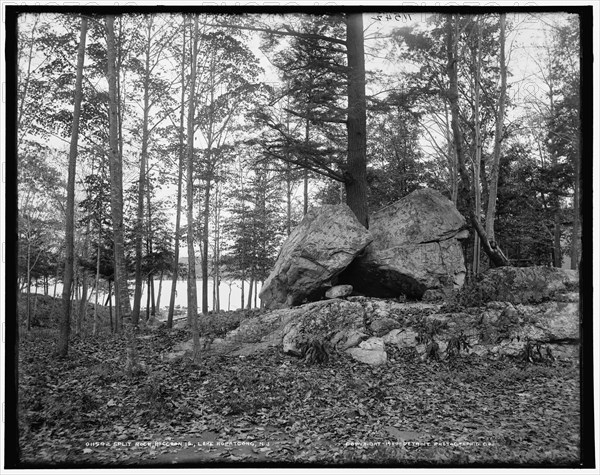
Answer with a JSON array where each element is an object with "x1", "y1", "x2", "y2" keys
[{"x1": 17, "y1": 317, "x2": 581, "y2": 467}]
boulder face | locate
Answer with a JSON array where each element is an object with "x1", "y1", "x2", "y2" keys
[
  {"x1": 259, "y1": 204, "x2": 373, "y2": 309},
  {"x1": 339, "y1": 188, "x2": 468, "y2": 299},
  {"x1": 473, "y1": 266, "x2": 579, "y2": 304}
]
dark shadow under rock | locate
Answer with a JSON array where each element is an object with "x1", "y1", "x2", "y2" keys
[{"x1": 338, "y1": 258, "x2": 427, "y2": 299}]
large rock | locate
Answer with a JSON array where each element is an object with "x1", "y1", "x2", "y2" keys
[
  {"x1": 473, "y1": 266, "x2": 579, "y2": 304},
  {"x1": 339, "y1": 188, "x2": 467, "y2": 299},
  {"x1": 259, "y1": 204, "x2": 373, "y2": 309}
]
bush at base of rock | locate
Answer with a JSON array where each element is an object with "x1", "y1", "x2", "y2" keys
[{"x1": 467, "y1": 266, "x2": 578, "y2": 304}]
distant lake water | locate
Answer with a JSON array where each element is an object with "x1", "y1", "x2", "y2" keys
[
  {"x1": 36, "y1": 279, "x2": 263, "y2": 313},
  {"x1": 138, "y1": 278, "x2": 263, "y2": 313}
]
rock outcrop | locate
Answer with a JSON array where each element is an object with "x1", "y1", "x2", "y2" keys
[
  {"x1": 259, "y1": 204, "x2": 373, "y2": 309},
  {"x1": 161, "y1": 274, "x2": 578, "y2": 366},
  {"x1": 339, "y1": 188, "x2": 468, "y2": 300}
]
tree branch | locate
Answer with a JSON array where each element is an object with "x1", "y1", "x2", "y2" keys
[
  {"x1": 283, "y1": 107, "x2": 347, "y2": 124},
  {"x1": 203, "y1": 22, "x2": 347, "y2": 46}
]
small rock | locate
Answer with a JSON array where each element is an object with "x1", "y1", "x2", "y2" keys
[
  {"x1": 382, "y1": 329, "x2": 403, "y2": 344},
  {"x1": 358, "y1": 337, "x2": 385, "y2": 350},
  {"x1": 339, "y1": 329, "x2": 369, "y2": 350},
  {"x1": 346, "y1": 346, "x2": 387, "y2": 366},
  {"x1": 325, "y1": 284, "x2": 353, "y2": 299},
  {"x1": 383, "y1": 328, "x2": 419, "y2": 348},
  {"x1": 174, "y1": 339, "x2": 194, "y2": 352},
  {"x1": 370, "y1": 318, "x2": 401, "y2": 337},
  {"x1": 163, "y1": 351, "x2": 186, "y2": 362},
  {"x1": 486, "y1": 301, "x2": 508, "y2": 310},
  {"x1": 282, "y1": 325, "x2": 301, "y2": 354}
]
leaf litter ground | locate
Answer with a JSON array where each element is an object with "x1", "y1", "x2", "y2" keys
[{"x1": 18, "y1": 318, "x2": 580, "y2": 467}]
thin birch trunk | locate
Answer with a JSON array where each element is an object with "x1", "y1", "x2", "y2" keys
[
  {"x1": 186, "y1": 16, "x2": 200, "y2": 360},
  {"x1": 58, "y1": 16, "x2": 87, "y2": 356},
  {"x1": 167, "y1": 21, "x2": 186, "y2": 329},
  {"x1": 106, "y1": 15, "x2": 132, "y2": 331}
]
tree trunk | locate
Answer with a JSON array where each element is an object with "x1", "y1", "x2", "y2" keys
[
  {"x1": 247, "y1": 274, "x2": 254, "y2": 310},
  {"x1": 146, "y1": 159, "x2": 155, "y2": 318},
  {"x1": 33, "y1": 287, "x2": 39, "y2": 327},
  {"x1": 240, "y1": 279, "x2": 245, "y2": 310},
  {"x1": 228, "y1": 281, "x2": 232, "y2": 311},
  {"x1": 254, "y1": 279, "x2": 258, "y2": 309},
  {"x1": 303, "y1": 113, "x2": 310, "y2": 216},
  {"x1": 78, "y1": 222, "x2": 91, "y2": 336},
  {"x1": 156, "y1": 270, "x2": 163, "y2": 312},
  {"x1": 546, "y1": 79, "x2": 562, "y2": 267},
  {"x1": 202, "y1": 174, "x2": 211, "y2": 315},
  {"x1": 146, "y1": 275, "x2": 151, "y2": 322},
  {"x1": 285, "y1": 113, "x2": 293, "y2": 235},
  {"x1": 212, "y1": 176, "x2": 220, "y2": 313},
  {"x1": 239, "y1": 164, "x2": 246, "y2": 310},
  {"x1": 212, "y1": 277, "x2": 217, "y2": 312},
  {"x1": 93, "y1": 240, "x2": 100, "y2": 336},
  {"x1": 106, "y1": 16, "x2": 131, "y2": 332},
  {"x1": 345, "y1": 13, "x2": 369, "y2": 228},
  {"x1": 445, "y1": 14, "x2": 508, "y2": 269},
  {"x1": 186, "y1": 17, "x2": 200, "y2": 359},
  {"x1": 17, "y1": 15, "x2": 39, "y2": 147},
  {"x1": 58, "y1": 16, "x2": 87, "y2": 357},
  {"x1": 570, "y1": 134, "x2": 580, "y2": 269},
  {"x1": 132, "y1": 19, "x2": 152, "y2": 326},
  {"x1": 78, "y1": 265, "x2": 88, "y2": 336},
  {"x1": 26, "y1": 242, "x2": 31, "y2": 331},
  {"x1": 150, "y1": 277, "x2": 156, "y2": 317},
  {"x1": 108, "y1": 281, "x2": 113, "y2": 333},
  {"x1": 168, "y1": 22, "x2": 186, "y2": 329},
  {"x1": 472, "y1": 16, "x2": 482, "y2": 276},
  {"x1": 485, "y1": 13, "x2": 507, "y2": 244},
  {"x1": 53, "y1": 265, "x2": 59, "y2": 299}
]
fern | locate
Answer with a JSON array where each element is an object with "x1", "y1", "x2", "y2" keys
[{"x1": 299, "y1": 339, "x2": 331, "y2": 365}]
